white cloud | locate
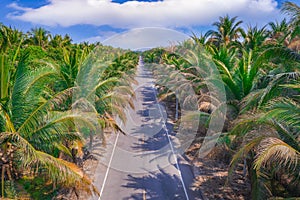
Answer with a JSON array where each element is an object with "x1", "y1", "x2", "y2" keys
[
  {"x1": 102, "y1": 27, "x2": 189, "y2": 50},
  {"x1": 8, "y1": 3, "x2": 33, "y2": 12},
  {"x1": 8, "y1": 0, "x2": 281, "y2": 29}
]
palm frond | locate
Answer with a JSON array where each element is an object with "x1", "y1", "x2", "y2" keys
[
  {"x1": 12, "y1": 61, "x2": 58, "y2": 129},
  {"x1": 17, "y1": 87, "x2": 73, "y2": 134},
  {"x1": 0, "y1": 132, "x2": 98, "y2": 194},
  {"x1": 229, "y1": 136, "x2": 267, "y2": 177},
  {"x1": 254, "y1": 137, "x2": 300, "y2": 172}
]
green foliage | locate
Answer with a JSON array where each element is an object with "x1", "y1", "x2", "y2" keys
[
  {"x1": 4, "y1": 180, "x2": 17, "y2": 199},
  {"x1": 1, "y1": 1, "x2": 300, "y2": 199},
  {"x1": 0, "y1": 22, "x2": 138, "y2": 199},
  {"x1": 18, "y1": 176, "x2": 58, "y2": 200},
  {"x1": 142, "y1": 48, "x2": 166, "y2": 63},
  {"x1": 149, "y1": 4, "x2": 300, "y2": 198},
  {"x1": 102, "y1": 51, "x2": 138, "y2": 79}
]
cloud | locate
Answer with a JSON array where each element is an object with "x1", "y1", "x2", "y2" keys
[
  {"x1": 102, "y1": 27, "x2": 189, "y2": 50},
  {"x1": 8, "y1": 0, "x2": 281, "y2": 29}
]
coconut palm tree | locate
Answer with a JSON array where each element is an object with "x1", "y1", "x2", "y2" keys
[
  {"x1": 0, "y1": 25, "x2": 24, "y2": 53},
  {"x1": 0, "y1": 52, "x2": 98, "y2": 198},
  {"x1": 49, "y1": 34, "x2": 72, "y2": 49},
  {"x1": 229, "y1": 93, "x2": 300, "y2": 199},
  {"x1": 228, "y1": 29, "x2": 300, "y2": 199},
  {"x1": 57, "y1": 46, "x2": 138, "y2": 149},
  {"x1": 0, "y1": 25, "x2": 24, "y2": 112},
  {"x1": 27, "y1": 27, "x2": 51, "y2": 48}
]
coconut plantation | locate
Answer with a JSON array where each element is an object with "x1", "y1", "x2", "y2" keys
[{"x1": 0, "y1": 1, "x2": 300, "y2": 200}]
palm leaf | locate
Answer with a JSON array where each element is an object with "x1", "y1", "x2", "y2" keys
[
  {"x1": 254, "y1": 137, "x2": 299, "y2": 172},
  {"x1": 0, "y1": 132, "x2": 98, "y2": 194}
]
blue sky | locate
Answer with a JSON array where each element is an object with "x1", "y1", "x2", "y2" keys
[{"x1": 0, "y1": 0, "x2": 299, "y2": 45}]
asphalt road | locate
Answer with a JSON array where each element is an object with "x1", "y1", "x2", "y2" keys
[{"x1": 90, "y1": 58, "x2": 202, "y2": 200}]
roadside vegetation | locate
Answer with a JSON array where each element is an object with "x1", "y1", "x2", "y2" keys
[
  {"x1": 0, "y1": 1, "x2": 299, "y2": 199},
  {"x1": 0, "y1": 23, "x2": 138, "y2": 198},
  {"x1": 143, "y1": 1, "x2": 300, "y2": 199}
]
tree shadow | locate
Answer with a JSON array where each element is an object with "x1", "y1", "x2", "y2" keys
[
  {"x1": 131, "y1": 85, "x2": 176, "y2": 152},
  {"x1": 191, "y1": 159, "x2": 250, "y2": 200},
  {"x1": 122, "y1": 167, "x2": 191, "y2": 200}
]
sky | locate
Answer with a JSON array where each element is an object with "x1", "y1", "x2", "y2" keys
[{"x1": 0, "y1": 0, "x2": 299, "y2": 48}]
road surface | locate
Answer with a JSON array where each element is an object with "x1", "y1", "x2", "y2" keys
[{"x1": 89, "y1": 57, "x2": 202, "y2": 200}]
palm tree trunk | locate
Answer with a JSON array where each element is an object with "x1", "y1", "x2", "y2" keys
[{"x1": 247, "y1": 152, "x2": 260, "y2": 200}]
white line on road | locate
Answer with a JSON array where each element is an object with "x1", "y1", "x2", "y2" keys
[
  {"x1": 150, "y1": 83, "x2": 190, "y2": 200},
  {"x1": 98, "y1": 131, "x2": 120, "y2": 200}
]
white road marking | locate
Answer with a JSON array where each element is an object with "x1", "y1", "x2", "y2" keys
[
  {"x1": 148, "y1": 77, "x2": 190, "y2": 199},
  {"x1": 98, "y1": 60, "x2": 190, "y2": 200},
  {"x1": 98, "y1": 131, "x2": 120, "y2": 200}
]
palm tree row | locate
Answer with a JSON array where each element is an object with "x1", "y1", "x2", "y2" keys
[
  {"x1": 0, "y1": 24, "x2": 139, "y2": 198},
  {"x1": 143, "y1": 1, "x2": 300, "y2": 199}
]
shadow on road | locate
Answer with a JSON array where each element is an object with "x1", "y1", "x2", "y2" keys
[{"x1": 122, "y1": 166, "x2": 191, "y2": 200}]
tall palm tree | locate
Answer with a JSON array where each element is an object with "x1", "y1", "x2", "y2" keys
[
  {"x1": 27, "y1": 27, "x2": 51, "y2": 48},
  {"x1": 0, "y1": 25, "x2": 24, "y2": 53},
  {"x1": 49, "y1": 34, "x2": 72, "y2": 49},
  {"x1": 282, "y1": 1, "x2": 300, "y2": 28},
  {"x1": 207, "y1": 15, "x2": 244, "y2": 48},
  {"x1": 243, "y1": 25, "x2": 268, "y2": 52},
  {"x1": 267, "y1": 19, "x2": 290, "y2": 45}
]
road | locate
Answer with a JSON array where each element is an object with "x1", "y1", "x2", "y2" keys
[{"x1": 89, "y1": 58, "x2": 201, "y2": 200}]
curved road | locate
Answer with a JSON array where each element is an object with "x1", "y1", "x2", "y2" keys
[{"x1": 89, "y1": 58, "x2": 202, "y2": 200}]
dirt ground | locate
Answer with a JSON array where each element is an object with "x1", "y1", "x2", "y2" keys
[{"x1": 186, "y1": 143, "x2": 251, "y2": 200}]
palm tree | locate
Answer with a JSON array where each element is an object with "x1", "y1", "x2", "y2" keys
[
  {"x1": 0, "y1": 25, "x2": 24, "y2": 53},
  {"x1": 27, "y1": 27, "x2": 51, "y2": 48},
  {"x1": 207, "y1": 15, "x2": 244, "y2": 48},
  {"x1": 282, "y1": 1, "x2": 300, "y2": 52},
  {"x1": 49, "y1": 34, "x2": 72, "y2": 49},
  {"x1": 229, "y1": 95, "x2": 300, "y2": 199},
  {"x1": 0, "y1": 53, "x2": 97, "y2": 198},
  {"x1": 57, "y1": 46, "x2": 138, "y2": 149},
  {"x1": 0, "y1": 25, "x2": 24, "y2": 111},
  {"x1": 0, "y1": 23, "x2": 139, "y2": 198},
  {"x1": 267, "y1": 19, "x2": 290, "y2": 45},
  {"x1": 243, "y1": 25, "x2": 268, "y2": 52},
  {"x1": 227, "y1": 37, "x2": 300, "y2": 199},
  {"x1": 282, "y1": 1, "x2": 300, "y2": 28},
  {"x1": 191, "y1": 32, "x2": 210, "y2": 46},
  {"x1": 142, "y1": 48, "x2": 166, "y2": 63}
]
